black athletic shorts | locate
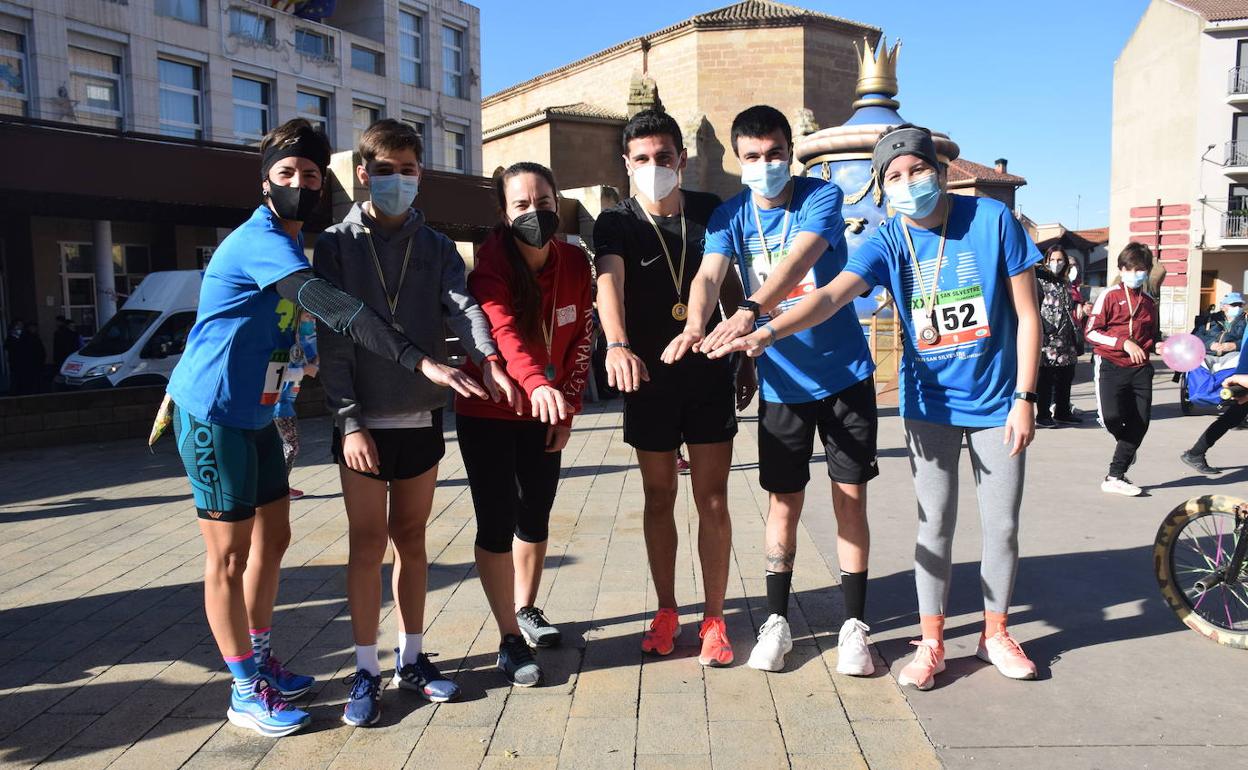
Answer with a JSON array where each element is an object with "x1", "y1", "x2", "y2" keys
[
  {"x1": 757, "y1": 376, "x2": 879, "y2": 493},
  {"x1": 332, "y1": 410, "x2": 445, "y2": 482},
  {"x1": 622, "y1": 376, "x2": 737, "y2": 452}
]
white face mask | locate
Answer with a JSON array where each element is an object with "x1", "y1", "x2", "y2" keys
[{"x1": 631, "y1": 164, "x2": 679, "y2": 203}]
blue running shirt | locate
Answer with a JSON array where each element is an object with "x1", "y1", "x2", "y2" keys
[
  {"x1": 168, "y1": 205, "x2": 309, "y2": 429},
  {"x1": 844, "y1": 195, "x2": 1042, "y2": 427},
  {"x1": 704, "y1": 176, "x2": 874, "y2": 404}
]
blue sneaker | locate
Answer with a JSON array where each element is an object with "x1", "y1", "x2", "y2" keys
[
  {"x1": 392, "y1": 651, "x2": 461, "y2": 703},
  {"x1": 341, "y1": 670, "x2": 382, "y2": 727},
  {"x1": 258, "y1": 655, "x2": 315, "y2": 699},
  {"x1": 226, "y1": 680, "x2": 310, "y2": 737}
]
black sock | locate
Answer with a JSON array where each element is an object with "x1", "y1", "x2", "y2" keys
[
  {"x1": 840, "y1": 570, "x2": 868, "y2": 622},
  {"x1": 765, "y1": 571, "x2": 792, "y2": 618}
]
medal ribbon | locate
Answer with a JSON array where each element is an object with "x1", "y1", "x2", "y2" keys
[
  {"x1": 540, "y1": 249, "x2": 562, "y2": 380},
  {"x1": 638, "y1": 195, "x2": 687, "y2": 307},
  {"x1": 363, "y1": 226, "x2": 415, "y2": 328},
  {"x1": 900, "y1": 202, "x2": 950, "y2": 331}
]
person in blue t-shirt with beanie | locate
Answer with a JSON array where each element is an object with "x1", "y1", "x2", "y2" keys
[
  {"x1": 709, "y1": 124, "x2": 1043, "y2": 691},
  {"x1": 662, "y1": 105, "x2": 879, "y2": 676},
  {"x1": 165, "y1": 118, "x2": 488, "y2": 739}
]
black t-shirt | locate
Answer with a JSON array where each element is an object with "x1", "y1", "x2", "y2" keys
[{"x1": 593, "y1": 190, "x2": 733, "y2": 390}]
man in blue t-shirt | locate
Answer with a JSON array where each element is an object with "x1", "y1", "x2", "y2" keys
[
  {"x1": 708, "y1": 124, "x2": 1043, "y2": 692},
  {"x1": 661, "y1": 105, "x2": 878, "y2": 676}
]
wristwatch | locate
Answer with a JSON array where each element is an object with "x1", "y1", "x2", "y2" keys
[
  {"x1": 1013, "y1": 391, "x2": 1038, "y2": 403},
  {"x1": 739, "y1": 299, "x2": 761, "y2": 319}
]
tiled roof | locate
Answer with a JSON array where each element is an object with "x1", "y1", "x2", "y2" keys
[
  {"x1": 946, "y1": 158, "x2": 1027, "y2": 187},
  {"x1": 484, "y1": 103, "x2": 627, "y2": 138},
  {"x1": 1074, "y1": 227, "x2": 1110, "y2": 245},
  {"x1": 484, "y1": 1, "x2": 878, "y2": 104},
  {"x1": 1168, "y1": 0, "x2": 1248, "y2": 22}
]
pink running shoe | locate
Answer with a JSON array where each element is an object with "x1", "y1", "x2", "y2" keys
[
  {"x1": 897, "y1": 639, "x2": 945, "y2": 691},
  {"x1": 289, "y1": 488, "x2": 305, "y2": 501},
  {"x1": 641, "y1": 608, "x2": 681, "y2": 656},
  {"x1": 976, "y1": 630, "x2": 1037, "y2": 680}
]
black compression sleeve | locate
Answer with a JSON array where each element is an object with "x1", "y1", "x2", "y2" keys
[{"x1": 273, "y1": 270, "x2": 427, "y2": 371}]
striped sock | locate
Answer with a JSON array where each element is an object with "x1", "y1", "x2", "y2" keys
[
  {"x1": 249, "y1": 627, "x2": 272, "y2": 666},
  {"x1": 224, "y1": 653, "x2": 260, "y2": 695}
]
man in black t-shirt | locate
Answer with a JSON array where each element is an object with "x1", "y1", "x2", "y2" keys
[{"x1": 594, "y1": 109, "x2": 756, "y2": 668}]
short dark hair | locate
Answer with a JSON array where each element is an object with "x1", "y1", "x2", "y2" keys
[
  {"x1": 730, "y1": 105, "x2": 792, "y2": 156},
  {"x1": 1117, "y1": 241, "x2": 1153, "y2": 271},
  {"x1": 621, "y1": 109, "x2": 683, "y2": 154},
  {"x1": 359, "y1": 118, "x2": 423, "y2": 166}
]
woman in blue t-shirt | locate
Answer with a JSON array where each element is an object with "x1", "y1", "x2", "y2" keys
[
  {"x1": 165, "y1": 119, "x2": 489, "y2": 738},
  {"x1": 709, "y1": 125, "x2": 1042, "y2": 692}
]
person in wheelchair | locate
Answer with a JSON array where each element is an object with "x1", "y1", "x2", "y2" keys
[
  {"x1": 1196, "y1": 292, "x2": 1246, "y2": 368},
  {"x1": 1182, "y1": 323, "x2": 1248, "y2": 474}
]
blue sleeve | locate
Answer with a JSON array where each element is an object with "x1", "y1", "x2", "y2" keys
[
  {"x1": 844, "y1": 225, "x2": 892, "y2": 289},
  {"x1": 795, "y1": 180, "x2": 845, "y2": 248},
  {"x1": 243, "y1": 227, "x2": 311, "y2": 290},
  {"x1": 703, "y1": 198, "x2": 740, "y2": 260},
  {"x1": 1237, "y1": 325, "x2": 1248, "y2": 375},
  {"x1": 1001, "y1": 205, "x2": 1042, "y2": 277}
]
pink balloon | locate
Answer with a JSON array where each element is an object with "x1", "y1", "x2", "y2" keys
[{"x1": 1161, "y1": 332, "x2": 1206, "y2": 373}]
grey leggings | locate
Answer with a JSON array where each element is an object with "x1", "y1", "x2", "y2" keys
[{"x1": 904, "y1": 419, "x2": 1024, "y2": 616}]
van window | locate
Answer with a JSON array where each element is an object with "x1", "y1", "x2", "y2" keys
[
  {"x1": 79, "y1": 310, "x2": 161, "y2": 358},
  {"x1": 141, "y1": 311, "x2": 197, "y2": 359}
]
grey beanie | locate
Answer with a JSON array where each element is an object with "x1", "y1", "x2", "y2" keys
[{"x1": 872, "y1": 124, "x2": 939, "y2": 185}]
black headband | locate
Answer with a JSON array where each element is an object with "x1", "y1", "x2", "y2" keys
[{"x1": 261, "y1": 135, "x2": 330, "y2": 181}]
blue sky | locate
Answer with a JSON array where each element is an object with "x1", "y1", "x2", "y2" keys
[{"x1": 478, "y1": 0, "x2": 1150, "y2": 228}]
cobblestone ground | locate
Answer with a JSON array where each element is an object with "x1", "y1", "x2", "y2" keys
[{"x1": 0, "y1": 400, "x2": 939, "y2": 770}]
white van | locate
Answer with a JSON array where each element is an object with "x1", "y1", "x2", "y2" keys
[{"x1": 59, "y1": 270, "x2": 202, "y2": 389}]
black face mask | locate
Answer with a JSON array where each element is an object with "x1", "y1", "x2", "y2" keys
[
  {"x1": 509, "y1": 210, "x2": 560, "y2": 249},
  {"x1": 267, "y1": 184, "x2": 321, "y2": 222}
]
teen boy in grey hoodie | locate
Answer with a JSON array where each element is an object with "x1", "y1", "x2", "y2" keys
[{"x1": 315, "y1": 119, "x2": 518, "y2": 726}]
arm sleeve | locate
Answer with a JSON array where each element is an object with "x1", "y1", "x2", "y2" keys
[
  {"x1": 592, "y1": 210, "x2": 627, "y2": 261},
  {"x1": 247, "y1": 228, "x2": 311, "y2": 291},
  {"x1": 274, "y1": 269, "x2": 429, "y2": 375},
  {"x1": 1236, "y1": 324, "x2": 1248, "y2": 375},
  {"x1": 559, "y1": 259, "x2": 595, "y2": 424},
  {"x1": 703, "y1": 200, "x2": 739, "y2": 261},
  {"x1": 795, "y1": 181, "x2": 845, "y2": 247},
  {"x1": 468, "y1": 263, "x2": 549, "y2": 394},
  {"x1": 1002, "y1": 206, "x2": 1043, "y2": 277},
  {"x1": 1196, "y1": 319, "x2": 1220, "y2": 347},
  {"x1": 1085, "y1": 287, "x2": 1120, "y2": 349},
  {"x1": 310, "y1": 237, "x2": 363, "y2": 434},
  {"x1": 438, "y1": 239, "x2": 499, "y2": 364},
  {"x1": 843, "y1": 225, "x2": 891, "y2": 290}
]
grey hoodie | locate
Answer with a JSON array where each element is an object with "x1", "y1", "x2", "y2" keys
[{"x1": 314, "y1": 202, "x2": 498, "y2": 434}]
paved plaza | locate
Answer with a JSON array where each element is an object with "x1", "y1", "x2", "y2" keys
[{"x1": 2, "y1": 362, "x2": 1248, "y2": 769}]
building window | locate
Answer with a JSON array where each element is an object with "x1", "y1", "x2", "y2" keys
[
  {"x1": 442, "y1": 25, "x2": 464, "y2": 98},
  {"x1": 444, "y1": 125, "x2": 466, "y2": 173},
  {"x1": 232, "y1": 75, "x2": 269, "y2": 145},
  {"x1": 295, "y1": 28, "x2": 334, "y2": 63},
  {"x1": 296, "y1": 89, "x2": 330, "y2": 135},
  {"x1": 351, "y1": 45, "x2": 383, "y2": 75},
  {"x1": 155, "y1": 0, "x2": 204, "y2": 25},
  {"x1": 69, "y1": 45, "x2": 124, "y2": 130},
  {"x1": 229, "y1": 7, "x2": 275, "y2": 46},
  {"x1": 196, "y1": 245, "x2": 215, "y2": 268},
  {"x1": 58, "y1": 242, "x2": 151, "y2": 333},
  {"x1": 158, "y1": 58, "x2": 203, "y2": 139},
  {"x1": 401, "y1": 111, "x2": 427, "y2": 160},
  {"x1": 399, "y1": 10, "x2": 423, "y2": 86},
  {"x1": 0, "y1": 28, "x2": 28, "y2": 117},
  {"x1": 353, "y1": 101, "x2": 381, "y2": 146}
]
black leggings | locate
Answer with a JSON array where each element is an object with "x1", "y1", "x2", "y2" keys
[
  {"x1": 456, "y1": 414, "x2": 561, "y2": 554},
  {"x1": 1191, "y1": 400, "x2": 1248, "y2": 455},
  {"x1": 1037, "y1": 364, "x2": 1076, "y2": 418},
  {"x1": 1096, "y1": 361, "x2": 1153, "y2": 478}
]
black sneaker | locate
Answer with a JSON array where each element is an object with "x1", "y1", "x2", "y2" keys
[
  {"x1": 1053, "y1": 413, "x2": 1082, "y2": 425},
  {"x1": 1180, "y1": 451, "x2": 1221, "y2": 475},
  {"x1": 516, "y1": 606, "x2": 562, "y2": 648},
  {"x1": 1036, "y1": 415, "x2": 1056, "y2": 428},
  {"x1": 497, "y1": 634, "x2": 542, "y2": 687}
]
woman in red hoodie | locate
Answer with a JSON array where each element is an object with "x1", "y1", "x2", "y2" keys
[{"x1": 456, "y1": 162, "x2": 594, "y2": 687}]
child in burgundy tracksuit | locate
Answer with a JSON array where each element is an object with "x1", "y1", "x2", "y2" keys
[{"x1": 1085, "y1": 242, "x2": 1159, "y2": 496}]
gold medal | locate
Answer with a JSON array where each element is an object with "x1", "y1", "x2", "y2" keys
[
  {"x1": 919, "y1": 325, "x2": 940, "y2": 345},
  {"x1": 639, "y1": 197, "x2": 689, "y2": 324},
  {"x1": 672, "y1": 303, "x2": 688, "y2": 321}
]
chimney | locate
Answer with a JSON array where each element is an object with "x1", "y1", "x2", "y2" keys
[{"x1": 994, "y1": 158, "x2": 1008, "y2": 174}]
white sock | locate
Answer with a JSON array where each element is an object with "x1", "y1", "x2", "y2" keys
[
  {"x1": 399, "y1": 633, "x2": 423, "y2": 666},
  {"x1": 355, "y1": 644, "x2": 380, "y2": 676}
]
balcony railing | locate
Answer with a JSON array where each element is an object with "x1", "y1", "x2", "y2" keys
[
  {"x1": 1226, "y1": 140, "x2": 1248, "y2": 167},
  {"x1": 1225, "y1": 212, "x2": 1248, "y2": 239},
  {"x1": 1230, "y1": 66, "x2": 1248, "y2": 96}
]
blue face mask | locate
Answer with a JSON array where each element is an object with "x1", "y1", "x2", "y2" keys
[
  {"x1": 740, "y1": 159, "x2": 791, "y2": 199},
  {"x1": 1228, "y1": 306, "x2": 1243, "y2": 320},
  {"x1": 368, "y1": 173, "x2": 420, "y2": 218},
  {"x1": 1121, "y1": 270, "x2": 1148, "y2": 289},
  {"x1": 885, "y1": 173, "x2": 942, "y2": 219},
  {"x1": 299, "y1": 320, "x2": 316, "y2": 336}
]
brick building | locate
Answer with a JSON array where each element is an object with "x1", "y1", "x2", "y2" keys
[
  {"x1": 947, "y1": 158, "x2": 1027, "y2": 211},
  {"x1": 481, "y1": 0, "x2": 880, "y2": 201}
]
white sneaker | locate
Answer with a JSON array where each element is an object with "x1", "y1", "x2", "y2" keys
[
  {"x1": 747, "y1": 614, "x2": 792, "y2": 672},
  {"x1": 835, "y1": 618, "x2": 875, "y2": 676},
  {"x1": 1101, "y1": 476, "x2": 1142, "y2": 497}
]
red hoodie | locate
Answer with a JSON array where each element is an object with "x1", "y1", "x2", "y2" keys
[
  {"x1": 1085, "y1": 283, "x2": 1158, "y2": 368},
  {"x1": 456, "y1": 231, "x2": 594, "y2": 425}
]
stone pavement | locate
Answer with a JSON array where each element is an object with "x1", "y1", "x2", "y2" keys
[{"x1": 0, "y1": 396, "x2": 938, "y2": 770}]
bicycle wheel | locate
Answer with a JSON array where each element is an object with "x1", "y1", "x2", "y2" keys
[{"x1": 1154, "y1": 495, "x2": 1248, "y2": 648}]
